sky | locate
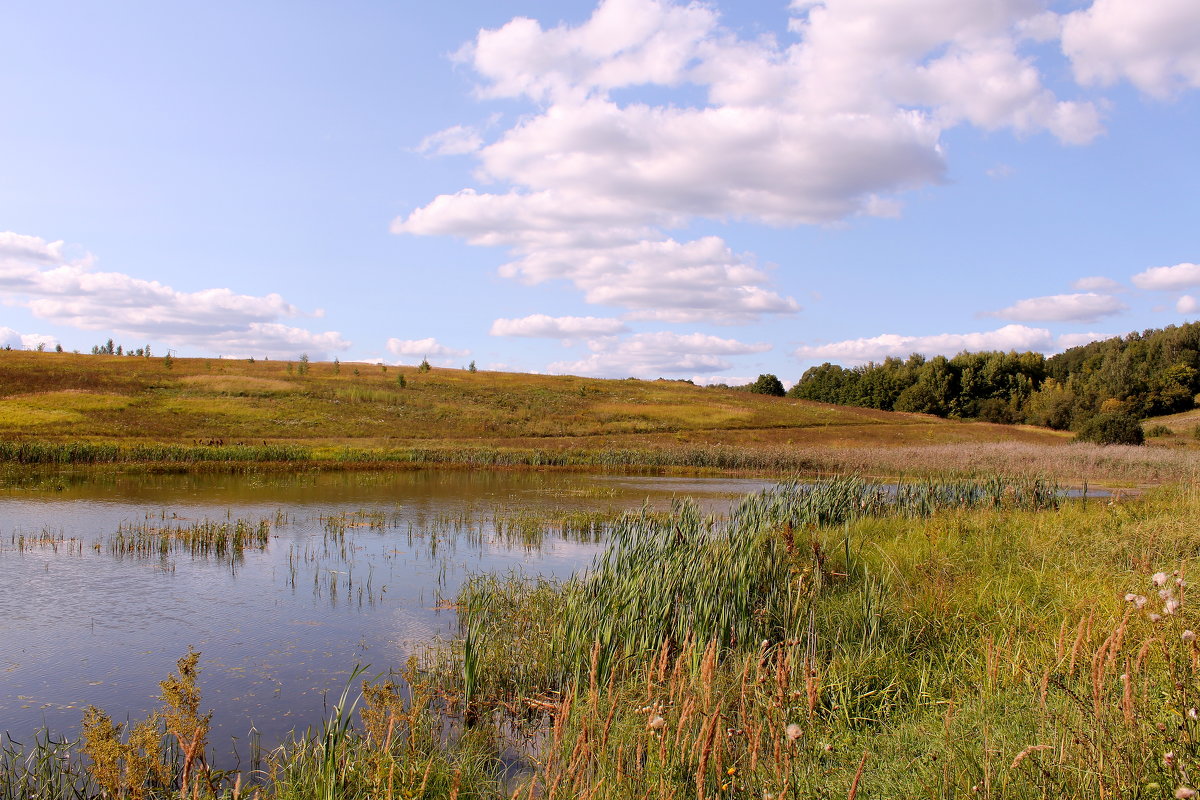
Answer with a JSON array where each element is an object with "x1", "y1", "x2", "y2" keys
[{"x1": 1, "y1": 0, "x2": 1198, "y2": 385}]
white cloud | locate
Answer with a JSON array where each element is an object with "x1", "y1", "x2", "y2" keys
[
  {"x1": 689, "y1": 374, "x2": 766, "y2": 387},
  {"x1": 416, "y1": 124, "x2": 484, "y2": 156},
  {"x1": 0, "y1": 326, "x2": 58, "y2": 351},
  {"x1": 386, "y1": 337, "x2": 470, "y2": 358},
  {"x1": 795, "y1": 324, "x2": 1056, "y2": 363},
  {"x1": 1178, "y1": 295, "x2": 1199, "y2": 315},
  {"x1": 548, "y1": 331, "x2": 770, "y2": 378},
  {"x1": 1072, "y1": 275, "x2": 1124, "y2": 292},
  {"x1": 984, "y1": 292, "x2": 1126, "y2": 323},
  {"x1": 1056, "y1": 331, "x2": 1117, "y2": 349},
  {"x1": 489, "y1": 314, "x2": 628, "y2": 338},
  {"x1": 1062, "y1": 0, "x2": 1200, "y2": 98},
  {"x1": 1132, "y1": 262, "x2": 1200, "y2": 290},
  {"x1": 397, "y1": 0, "x2": 1107, "y2": 323},
  {"x1": 501, "y1": 236, "x2": 801, "y2": 323},
  {"x1": 0, "y1": 231, "x2": 349, "y2": 358}
]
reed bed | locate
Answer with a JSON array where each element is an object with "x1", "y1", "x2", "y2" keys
[
  {"x1": 320, "y1": 441, "x2": 1196, "y2": 484},
  {"x1": 0, "y1": 442, "x2": 310, "y2": 465},
  {"x1": 2, "y1": 438, "x2": 1194, "y2": 486},
  {"x1": 109, "y1": 518, "x2": 272, "y2": 561}
]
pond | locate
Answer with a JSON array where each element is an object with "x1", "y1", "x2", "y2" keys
[{"x1": 0, "y1": 469, "x2": 773, "y2": 754}]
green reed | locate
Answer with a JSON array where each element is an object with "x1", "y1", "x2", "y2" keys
[
  {"x1": 0, "y1": 442, "x2": 310, "y2": 465},
  {"x1": 108, "y1": 518, "x2": 271, "y2": 561},
  {"x1": 457, "y1": 475, "x2": 1061, "y2": 703}
]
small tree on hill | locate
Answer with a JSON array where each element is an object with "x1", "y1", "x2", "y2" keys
[{"x1": 749, "y1": 373, "x2": 785, "y2": 397}]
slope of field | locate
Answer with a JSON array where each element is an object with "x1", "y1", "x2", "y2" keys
[{"x1": 0, "y1": 350, "x2": 1067, "y2": 450}]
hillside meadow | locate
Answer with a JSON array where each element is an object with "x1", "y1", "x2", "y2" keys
[{"x1": 4, "y1": 349, "x2": 1192, "y2": 484}]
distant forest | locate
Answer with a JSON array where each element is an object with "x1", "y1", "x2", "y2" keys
[{"x1": 788, "y1": 321, "x2": 1200, "y2": 430}]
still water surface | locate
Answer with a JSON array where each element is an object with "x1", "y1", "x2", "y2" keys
[{"x1": 1, "y1": 469, "x2": 770, "y2": 751}]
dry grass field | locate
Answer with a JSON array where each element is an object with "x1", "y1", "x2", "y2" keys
[{"x1": 0, "y1": 350, "x2": 1063, "y2": 447}]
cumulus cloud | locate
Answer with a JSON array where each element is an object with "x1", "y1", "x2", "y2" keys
[
  {"x1": 1072, "y1": 275, "x2": 1124, "y2": 292},
  {"x1": 396, "y1": 0, "x2": 1110, "y2": 323},
  {"x1": 1062, "y1": 0, "x2": 1200, "y2": 98},
  {"x1": 0, "y1": 326, "x2": 58, "y2": 351},
  {"x1": 1132, "y1": 262, "x2": 1200, "y2": 290},
  {"x1": 795, "y1": 324, "x2": 1056, "y2": 363},
  {"x1": 984, "y1": 292, "x2": 1127, "y2": 323},
  {"x1": 489, "y1": 314, "x2": 629, "y2": 338},
  {"x1": 386, "y1": 337, "x2": 470, "y2": 358},
  {"x1": 0, "y1": 232, "x2": 349, "y2": 358},
  {"x1": 548, "y1": 331, "x2": 770, "y2": 378},
  {"x1": 1178, "y1": 295, "x2": 1199, "y2": 315}
]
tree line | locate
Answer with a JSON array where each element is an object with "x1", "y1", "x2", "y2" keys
[{"x1": 786, "y1": 321, "x2": 1200, "y2": 439}]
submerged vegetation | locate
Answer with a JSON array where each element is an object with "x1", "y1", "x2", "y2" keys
[{"x1": 7, "y1": 473, "x2": 1200, "y2": 798}]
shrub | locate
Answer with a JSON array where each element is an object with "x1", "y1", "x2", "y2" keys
[
  {"x1": 1145, "y1": 424, "x2": 1172, "y2": 438},
  {"x1": 1074, "y1": 412, "x2": 1145, "y2": 446}
]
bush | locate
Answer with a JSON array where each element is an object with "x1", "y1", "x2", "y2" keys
[
  {"x1": 1145, "y1": 424, "x2": 1172, "y2": 438},
  {"x1": 1074, "y1": 412, "x2": 1145, "y2": 446}
]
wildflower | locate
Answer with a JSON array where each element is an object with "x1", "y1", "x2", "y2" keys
[
  {"x1": 1183, "y1": 630, "x2": 1197, "y2": 643},
  {"x1": 785, "y1": 723, "x2": 802, "y2": 741},
  {"x1": 1174, "y1": 787, "x2": 1196, "y2": 799},
  {"x1": 1134, "y1": 595, "x2": 1149, "y2": 609},
  {"x1": 727, "y1": 767, "x2": 737, "y2": 776},
  {"x1": 1154, "y1": 572, "x2": 1170, "y2": 586},
  {"x1": 1188, "y1": 708, "x2": 1199, "y2": 720},
  {"x1": 1126, "y1": 593, "x2": 1138, "y2": 603},
  {"x1": 1166, "y1": 599, "x2": 1181, "y2": 615},
  {"x1": 1150, "y1": 613, "x2": 1164, "y2": 623},
  {"x1": 1165, "y1": 751, "x2": 1177, "y2": 767},
  {"x1": 648, "y1": 715, "x2": 666, "y2": 731},
  {"x1": 1161, "y1": 588, "x2": 1177, "y2": 601}
]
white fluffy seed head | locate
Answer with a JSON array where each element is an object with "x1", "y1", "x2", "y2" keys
[{"x1": 1154, "y1": 572, "x2": 1170, "y2": 587}]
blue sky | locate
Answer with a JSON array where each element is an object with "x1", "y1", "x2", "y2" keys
[{"x1": 2, "y1": 0, "x2": 1198, "y2": 384}]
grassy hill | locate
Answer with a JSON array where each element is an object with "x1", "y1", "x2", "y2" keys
[
  {"x1": 9, "y1": 350, "x2": 1194, "y2": 482},
  {"x1": 0, "y1": 350, "x2": 1064, "y2": 448}
]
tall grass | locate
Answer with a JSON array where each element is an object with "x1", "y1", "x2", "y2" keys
[
  {"x1": 0, "y1": 442, "x2": 310, "y2": 465},
  {"x1": 2, "y1": 438, "x2": 1193, "y2": 485}
]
